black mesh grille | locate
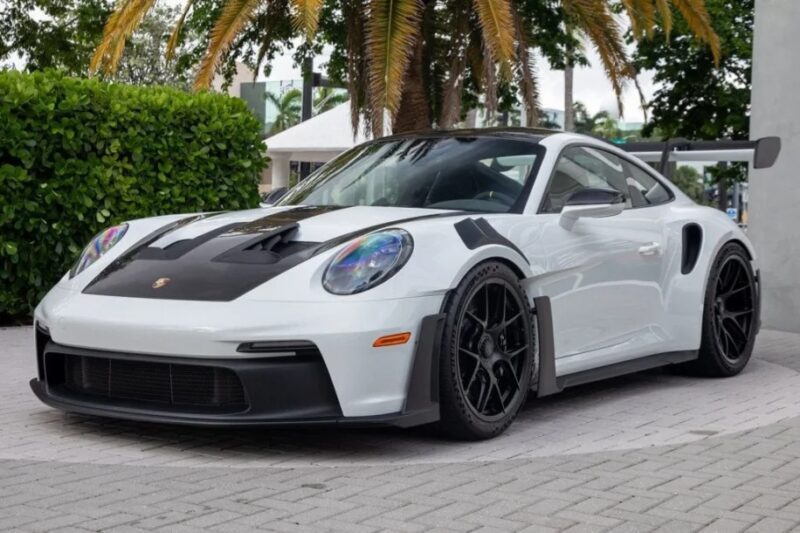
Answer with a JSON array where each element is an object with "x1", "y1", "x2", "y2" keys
[{"x1": 54, "y1": 354, "x2": 246, "y2": 411}]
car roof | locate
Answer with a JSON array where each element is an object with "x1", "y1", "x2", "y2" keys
[{"x1": 376, "y1": 127, "x2": 559, "y2": 143}]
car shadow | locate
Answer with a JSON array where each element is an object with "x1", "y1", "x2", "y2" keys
[{"x1": 31, "y1": 365, "x2": 702, "y2": 466}]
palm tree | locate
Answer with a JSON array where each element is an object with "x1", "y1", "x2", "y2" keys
[
  {"x1": 572, "y1": 101, "x2": 595, "y2": 134},
  {"x1": 90, "y1": 0, "x2": 720, "y2": 136},
  {"x1": 562, "y1": 22, "x2": 581, "y2": 132},
  {"x1": 266, "y1": 88, "x2": 301, "y2": 134},
  {"x1": 313, "y1": 87, "x2": 349, "y2": 115},
  {"x1": 564, "y1": 63, "x2": 575, "y2": 132},
  {"x1": 592, "y1": 113, "x2": 622, "y2": 139}
]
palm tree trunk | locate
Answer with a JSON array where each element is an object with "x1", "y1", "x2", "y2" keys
[
  {"x1": 564, "y1": 63, "x2": 575, "y2": 132},
  {"x1": 717, "y1": 162, "x2": 730, "y2": 211},
  {"x1": 718, "y1": 176, "x2": 729, "y2": 211},
  {"x1": 393, "y1": 36, "x2": 432, "y2": 134}
]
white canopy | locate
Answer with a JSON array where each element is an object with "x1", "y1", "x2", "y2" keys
[{"x1": 266, "y1": 101, "x2": 385, "y2": 188}]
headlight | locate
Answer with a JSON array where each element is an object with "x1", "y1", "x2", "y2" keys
[
  {"x1": 70, "y1": 223, "x2": 128, "y2": 278},
  {"x1": 323, "y1": 229, "x2": 413, "y2": 295}
]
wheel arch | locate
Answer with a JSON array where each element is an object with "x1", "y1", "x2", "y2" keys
[
  {"x1": 699, "y1": 234, "x2": 758, "y2": 315},
  {"x1": 490, "y1": 256, "x2": 527, "y2": 280},
  {"x1": 446, "y1": 245, "x2": 532, "y2": 290},
  {"x1": 728, "y1": 238, "x2": 754, "y2": 260}
]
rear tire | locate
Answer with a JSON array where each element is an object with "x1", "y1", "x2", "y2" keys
[
  {"x1": 438, "y1": 261, "x2": 535, "y2": 440},
  {"x1": 686, "y1": 242, "x2": 758, "y2": 377}
]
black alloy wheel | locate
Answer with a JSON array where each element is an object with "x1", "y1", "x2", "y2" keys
[
  {"x1": 457, "y1": 279, "x2": 528, "y2": 420},
  {"x1": 688, "y1": 242, "x2": 758, "y2": 377},
  {"x1": 711, "y1": 253, "x2": 757, "y2": 365},
  {"x1": 439, "y1": 261, "x2": 535, "y2": 439}
]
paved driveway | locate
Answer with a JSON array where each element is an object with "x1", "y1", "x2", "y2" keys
[{"x1": 2, "y1": 327, "x2": 800, "y2": 532}]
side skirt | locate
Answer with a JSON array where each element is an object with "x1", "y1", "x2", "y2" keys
[
  {"x1": 556, "y1": 350, "x2": 698, "y2": 391},
  {"x1": 533, "y1": 295, "x2": 699, "y2": 397}
]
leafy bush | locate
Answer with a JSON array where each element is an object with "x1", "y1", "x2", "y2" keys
[{"x1": 0, "y1": 70, "x2": 266, "y2": 321}]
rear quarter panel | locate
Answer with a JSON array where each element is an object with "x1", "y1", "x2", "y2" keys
[{"x1": 660, "y1": 202, "x2": 757, "y2": 353}]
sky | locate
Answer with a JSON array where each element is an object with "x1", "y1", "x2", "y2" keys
[
  {"x1": 257, "y1": 45, "x2": 656, "y2": 124},
  {"x1": 535, "y1": 49, "x2": 656, "y2": 124}
]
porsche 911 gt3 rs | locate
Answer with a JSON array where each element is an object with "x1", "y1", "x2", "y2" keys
[{"x1": 30, "y1": 129, "x2": 781, "y2": 439}]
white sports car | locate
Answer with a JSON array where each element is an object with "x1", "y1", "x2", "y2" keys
[{"x1": 31, "y1": 129, "x2": 781, "y2": 439}]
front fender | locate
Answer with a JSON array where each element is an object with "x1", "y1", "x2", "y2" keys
[
  {"x1": 446, "y1": 244, "x2": 533, "y2": 289},
  {"x1": 241, "y1": 214, "x2": 534, "y2": 302}
]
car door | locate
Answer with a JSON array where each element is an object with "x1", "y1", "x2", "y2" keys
[{"x1": 527, "y1": 145, "x2": 671, "y2": 372}]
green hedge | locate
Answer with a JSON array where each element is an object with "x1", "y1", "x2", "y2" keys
[{"x1": 0, "y1": 70, "x2": 267, "y2": 321}]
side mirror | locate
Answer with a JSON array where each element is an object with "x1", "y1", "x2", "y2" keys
[
  {"x1": 559, "y1": 188, "x2": 625, "y2": 230},
  {"x1": 260, "y1": 187, "x2": 288, "y2": 207}
]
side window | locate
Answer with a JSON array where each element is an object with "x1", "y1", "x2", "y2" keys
[
  {"x1": 478, "y1": 154, "x2": 538, "y2": 185},
  {"x1": 624, "y1": 162, "x2": 673, "y2": 208},
  {"x1": 541, "y1": 146, "x2": 630, "y2": 214}
]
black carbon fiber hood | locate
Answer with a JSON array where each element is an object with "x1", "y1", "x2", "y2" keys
[{"x1": 83, "y1": 206, "x2": 466, "y2": 301}]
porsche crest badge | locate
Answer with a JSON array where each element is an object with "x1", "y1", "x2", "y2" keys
[{"x1": 152, "y1": 277, "x2": 171, "y2": 289}]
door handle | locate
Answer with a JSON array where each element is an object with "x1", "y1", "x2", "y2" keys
[{"x1": 638, "y1": 242, "x2": 661, "y2": 256}]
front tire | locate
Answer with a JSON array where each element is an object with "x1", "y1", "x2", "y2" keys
[
  {"x1": 438, "y1": 261, "x2": 535, "y2": 440},
  {"x1": 690, "y1": 242, "x2": 758, "y2": 377}
]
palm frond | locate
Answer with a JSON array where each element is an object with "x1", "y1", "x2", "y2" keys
[
  {"x1": 621, "y1": 0, "x2": 656, "y2": 39},
  {"x1": 254, "y1": 1, "x2": 292, "y2": 80},
  {"x1": 194, "y1": 0, "x2": 261, "y2": 90},
  {"x1": 655, "y1": 0, "x2": 672, "y2": 38},
  {"x1": 563, "y1": 0, "x2": 633, "y2": 115},
  {"x1": 620, "y1": 0, "x2": 641, "y2": 38},
  {"x1": 314, "y1": 88, "x2": 349, "y2": 114},
  {"x1": 513, "y1": 9, "x2": 538, "y2": 127},
  {"x1": 166, "y1": 0, "x2": 195, "y2": 63},
  {"x1": 633, "y1": 76, "x2": 649, "y2": 123},
  {"x1": 670, "y1": 0, "x2": 720, "y2": 64},
  {"x1": 290, "y1": 0, "x2": 324, "y2": 40},
  {"x1": 471, "y1": 0, "x2": 515, "y2": 69},
  {"x1": 90, "y1": 0, "x2": 156, "y2": 74},
  {"x1": 365, "y1": 0, "x2": 424, "y2": 133}
]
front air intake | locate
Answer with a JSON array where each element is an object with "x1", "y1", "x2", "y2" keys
[{"x1": 47, "y1": 352, "x2": 247, "y2": 412}]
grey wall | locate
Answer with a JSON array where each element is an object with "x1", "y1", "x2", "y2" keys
[{"x1": 749, "y1": 0, "x2": 800, "y2": 332}]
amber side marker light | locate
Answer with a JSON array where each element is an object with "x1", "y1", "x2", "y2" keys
[{"x1": 372, "y1": 332, "x2": 412, "y2": 347}]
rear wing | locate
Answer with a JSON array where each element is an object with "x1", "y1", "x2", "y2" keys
[{"x1": 617, "y1": 137, "x2": 781, "y2": 178}]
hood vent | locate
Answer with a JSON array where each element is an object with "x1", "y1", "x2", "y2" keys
[
  {"x1": 212, "y1": 223, "x2": 318, "y2": 265},
  {"x1": 136, "y1": 223, "x2": 242, "y2": 261}
]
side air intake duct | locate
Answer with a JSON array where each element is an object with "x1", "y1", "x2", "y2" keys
[{"x1": 681, "y1": 223, "x2": 703, "y2": 275}]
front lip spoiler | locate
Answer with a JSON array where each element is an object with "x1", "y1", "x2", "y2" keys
[
  {"x1": 30, "y1": 379, "x2": 436, "y2": 429},
  {"x1": 30, "y1": 313, "x2": 445, "y2": 430}
]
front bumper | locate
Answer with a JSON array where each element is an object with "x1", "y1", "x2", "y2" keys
[
  {"x1": 30, "y1": 315, "x2": 445, "y2": 428},
  {"x1": 35, "y1": 287, "x2": 445, "y2": 417}
]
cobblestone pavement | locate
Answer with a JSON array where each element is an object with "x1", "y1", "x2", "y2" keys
[{"x1": 2, "y1": 327, "x2": 800, "y2": 532}]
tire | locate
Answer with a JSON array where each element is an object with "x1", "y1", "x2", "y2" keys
[
  {"x1": 438, "y1": 261, "x2": 535, "y2": 440},
  {"x1": 686, "y1": 242, "x2": 759, "y2": 377}
]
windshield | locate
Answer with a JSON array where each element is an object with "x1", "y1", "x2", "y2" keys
[{"x1": 278, "y1": 136, "x2": 545, "y2": 213}]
